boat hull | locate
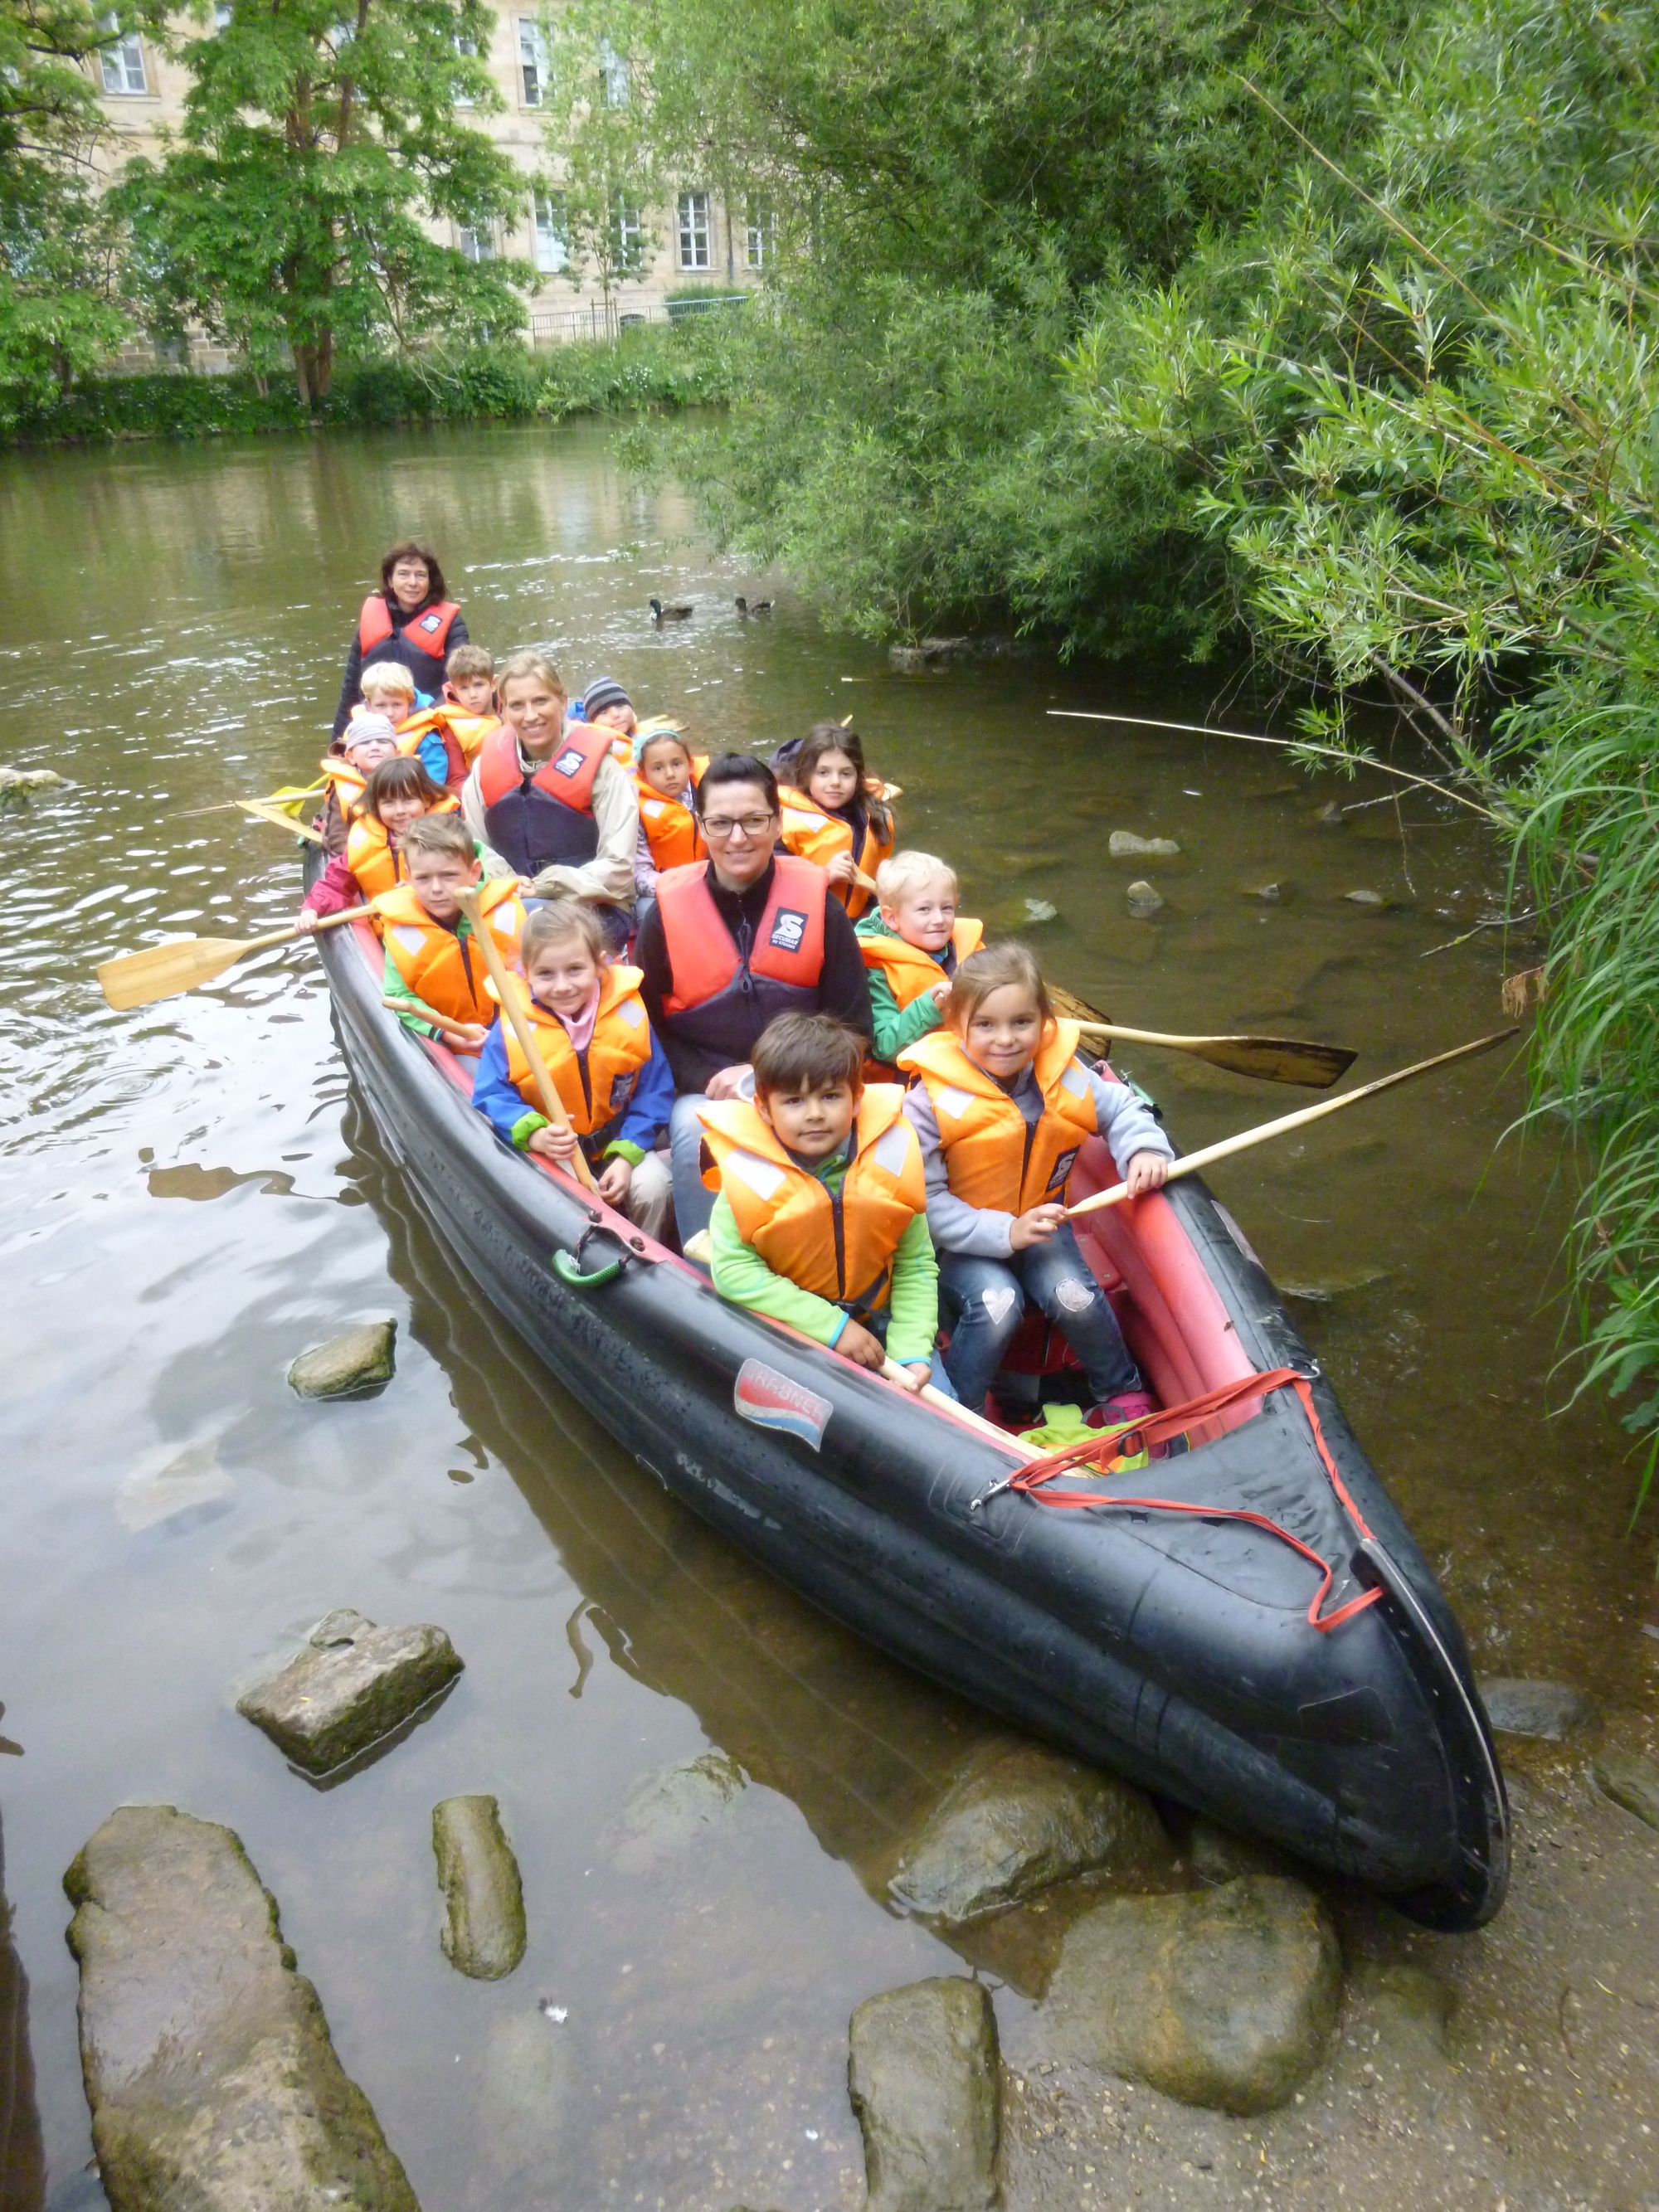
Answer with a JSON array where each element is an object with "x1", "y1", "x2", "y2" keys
[{"x1": 318, "y1": 912, "x2": 1507, "y2": 1930}]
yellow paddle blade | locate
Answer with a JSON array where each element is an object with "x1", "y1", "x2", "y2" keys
[
  {"x1": 97, "y1": 936, "x2": 252, "y2": 1011},
  {"x1": 238, "y1": 797, "x2": 325, "y2": 843},
  {"x1": 264, "y1": 781, "x2": 325, "y2": 819}
]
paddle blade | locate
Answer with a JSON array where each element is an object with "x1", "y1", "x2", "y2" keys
[
  {"x1": 1188, "y1": 1036, "x2": 1357, "y2": 1088},
  {"x1": 97, "y1": 936, "x2": 249, "y2": 1010},
  {"x1": 1048, "y1": 981, "x2": 1112, "y2": 1027}
]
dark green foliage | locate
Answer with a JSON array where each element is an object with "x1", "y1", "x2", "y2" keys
[{"x1": 0, "y1": 322, "x2": 735, "y2": 442}]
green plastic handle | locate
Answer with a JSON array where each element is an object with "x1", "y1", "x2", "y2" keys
[{"x1": 552, "y1": 1248, "x2": 624, "y2": 1291}]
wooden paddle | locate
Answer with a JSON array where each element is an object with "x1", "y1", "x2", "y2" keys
[
  {"x1": 238, "y1": 797, "x2": 326, "y2": 843},
  {"x1": 97, "y1": 904, "x2": 367, "y2": 1010},
  {"x1": 1072, "y1": 1020, "x2": 1355, "y2": 1090},
  {"x1": 880, "y1": 1359, "x2": 1043, "y2": 1462},
  {"x1": 1066, "y1": 1028, "x2": 1520, "y2": 1219},
  {"x1": 455, "y1": 887, "x2": 599, "y2": 1194}
]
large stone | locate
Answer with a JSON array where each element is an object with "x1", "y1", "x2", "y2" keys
[
  {"x1": 1593, "y1": 1752, "x2": 1659, "y2": 1829},
  {"x1": 63, "y1": 1805, "x2": 418, "y2": 2212},
  {"x1": 432, "y1": 1796, "x2": 525, "y2": 1980},
  {"x1": 848, "y1": 1978, "x2": 1000, "y2": 2212},
  {"x1": 1126, "y1": 879, "x2": 1165, "y2": 916},
  {"x1": 1108, "y1": 830, "x2": 1181, "y2": 858},
  {"x1": 0, "y1": 767, "x2": 67, "y2": 804},
  {"x1": 1041, "y1": 1874, "x2": 1340, "y2": 2114},
  {"x1": 891, "y1": 1742, "x2": 1172, "y2": 1923},
  {"x1": 287, "y1": 1321, "x2": 397, "y2": 1399},
  {"x1": 236, "y1": 1609, "x2": 463, "y2": 1776},
  {"x1": 603, "y1": 1751, "x2": 747, "y2": 1873},
  {"x1": 1477, "y1": 1676, "x2": 1593, "y2": 1740}
]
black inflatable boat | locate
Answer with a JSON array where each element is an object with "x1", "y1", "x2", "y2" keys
[{"x1": 315, "y1": 902, "x2": 1507, "y2": 1932}]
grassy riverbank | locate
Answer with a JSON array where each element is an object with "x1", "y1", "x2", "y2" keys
[{"x1": 0, "y1": 322, "x2": 736, "y2": 445}]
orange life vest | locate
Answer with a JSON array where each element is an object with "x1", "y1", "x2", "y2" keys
[
  {"x1": 359, "y1": 595, "x2": 461, "y2": 661},
  {"x1": 397, "y1": 705, "x2": 499, "y2": 792},
  {"x1": 634, "y1": 754, "x2": 708, "y2": 872},
  {"x1": 698, "y1": 1085, "x2": 927, "y2": 1317},
  {"x1": 345, "y1": 795, "x2": 460, "y2": 902},
  {"x1": 319, "y1": 756, "x2": 367, "y2": 816},
  {"x1": 374, "y1": 875, "x2": 523, "y2": 1031},
  {"x1": 656, "y1": 856, "x2": 829, "y2": 1079},
  {"x1": 776, "y1": 785, "x2": 893, "y2": 919},
  {"x1": 474, "y1": 721, "x2": 612, "y2": 879},
  {"x1": 859, "y1": 916, "x2": 984, "y2": 1008},
  {"x1": 497, "y1": 965, "x2": 653, "y2": 1152},
  {"x1": 898, "y1": 1022, "x2": 1097, "y2": 1215}
]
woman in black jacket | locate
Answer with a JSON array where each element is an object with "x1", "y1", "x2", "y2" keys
[{"x1": 332, "y1": 542, "x2": 471, "y2": 737}]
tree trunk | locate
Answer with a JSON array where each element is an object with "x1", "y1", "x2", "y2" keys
[{"x1": 290, "y1": 331, "x2": 335, "y2": 407}]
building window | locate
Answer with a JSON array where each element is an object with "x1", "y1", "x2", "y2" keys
[
  {"x1": 458, "y1": 225, "x2": 494, "y2": 263},
  {"x1": 517, "y1": 18, "x2": 546, "y2": 106},
  {"x1": 214, "y1": 2, "x2": 232, "y2": 25},
  {"x1": 453, "y1": 32, "x2": 476, "y2": 105},
  {"x1": 99, "y1": 20, "x2": 147, "y2": 93},
  {"x1": 533, "y1": 194, "x2": 568, "y2": 275},
  {"x1": 676, "y1": 192, "x2": 710, "y2": 271},
  {"x1": 597, "y1": 36, "x2": 629, "y2": 105},
  {"x1": 746, "y1": 204, "x2": 775, "y2": 268},
  {"x1": 612, "y1": 197, "x2": 643, "y2": 273}
]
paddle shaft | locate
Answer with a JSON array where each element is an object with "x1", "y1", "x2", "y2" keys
[
  {"x1": 1067, "y1": 1028, "x2": 1519, "y2": 1218},
  {"x1": 880, "y1": 1359, "x2": 1043, "y2": 1462},
  {"x1": 238, "y1": 798, "x2": 326, "y2": 844},
  {"x1": 454, "y1": 887, "x2": 599, "y2": 1193}
]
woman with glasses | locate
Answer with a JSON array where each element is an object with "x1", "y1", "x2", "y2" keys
[{"x1": 635, "y1": 755, "x2": 877, "y2": 1245}]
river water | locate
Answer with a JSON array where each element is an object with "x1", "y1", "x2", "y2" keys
[{"x1": 0, "y1": 421, "x2": 1653, "y2": 2211}]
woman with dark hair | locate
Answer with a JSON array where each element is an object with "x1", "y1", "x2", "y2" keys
[{"x1": 332, "y1": 542, "x2": 471, "y2": 738}]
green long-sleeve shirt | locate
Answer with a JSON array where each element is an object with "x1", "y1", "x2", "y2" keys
[
  {"x1": 709, "y1": 1142, "x2": 940, "y2": 1367},
  {"x1": 382, "y1": 912, "x2": 486, "y2": 1040},
  {"x1": 854, "y1": 911, "x2": 952, "y2": 1066}
]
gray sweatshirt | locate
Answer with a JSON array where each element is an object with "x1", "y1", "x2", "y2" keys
[{"x1": 902, "y1": 1059, "x2": 1174, "y2": 1259}]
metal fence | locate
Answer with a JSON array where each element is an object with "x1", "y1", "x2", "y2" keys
[{"x1": 529, "y1": 293, "x2": 750, "y2": 345}]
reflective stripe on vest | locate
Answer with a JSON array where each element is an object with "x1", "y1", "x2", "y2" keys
[
  {"x1": 373, "y1": 876, "x2": 523, "y2": 1029},
  {"x1": 898, "y1": 1022, "x2": 1097, "y2": 1214},
  {"x1": 858, "y1": 916, "x2": 983, "y2": 1009},
  {"x1": 345, "y1": 796, "x2": 459, "y2": 901},
  {"x1": 698, "y1": 1085, "x2": 926, "y2": 1314},
  {"x1": 476, "y1": 722, "x2": 610, "y2": 878},
  {"x1": 655, "y1": 856, "x2": 828, "y2": 1071},
  {"x1": 499, "y1": 965, "x2": 651, "y2": 1145},
  {"x1": 634, "y1": 754, "x2": 708, "y2": 871}
]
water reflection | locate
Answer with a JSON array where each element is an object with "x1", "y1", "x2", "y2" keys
[{"x1": 0, "y1": 1813, "x2": 45, "y2": 2212}]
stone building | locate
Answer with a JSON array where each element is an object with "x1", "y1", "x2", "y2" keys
[{"x1": 88, "y1": 10, "x2": 766, "y2": 368}]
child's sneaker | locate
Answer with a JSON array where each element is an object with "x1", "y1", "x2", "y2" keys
[{"x1": 1087, "y1": 1390, "x2": 1155, "y2": 1428}]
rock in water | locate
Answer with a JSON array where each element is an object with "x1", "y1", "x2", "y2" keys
[
  {"x1": 1594, "y1": 1752, "x2": 1659, "y2": 1829},
  {"x1": 433, "y1": 1796, "x2": 525, "y2": 1979},
  {"x1": 1041, "y1": 1874, "x2": 1340, "y2": 2113},
  {"x1": 236, "y1": 1609, "x2": 463, "y2": 1775},
  {"x1": 848, "y1": 1978, "x2": 999, "y2": 2212},
  {"x1": 1023, "y1": 897, "x2": 1059, "y2": 923},
  {"x1": 1108, "y1": 830, "x2": 1181, "y2": 858},
  {"x1": 603, "y1": 1751, "x2": 747, "y2": 1873},
  {"x1": 892, "y1": 1740, "x2": 1172, "y2": 1923},
  {"x1": 1126, "y1": 880, "x2": 1165, "y2": 916},
  {"x1": 63, "y1": 1805, "x2": 419, "y2": 2212},
  {"x1": 287, "y1": 1320, "x2": 397, "y2": 1398},
  {"x1": 0, "y1": 767, "x2": 67, "y2": 804},
  {"x1": 1343, "y1": 887, "x2": 1386, "y2": 907},
  {"x1": 1477, "y1": 1676, "x2": 1592, "y2": 1739}
]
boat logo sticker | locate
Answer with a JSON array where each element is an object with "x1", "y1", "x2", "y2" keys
[
  {"x1": 768, "y1": 908, "x2": 809, "y2": 952},
  {"x1": 733, "y1": 1359, "x2": 832, "y2": 1451},
  {"x1": 553, "y1": 747, "x2": 589, "y2": 778}
]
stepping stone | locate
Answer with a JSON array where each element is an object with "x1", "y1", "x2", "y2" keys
[
  {"x1": 1477, "y1": 1676, "x2": 1592, "y2": 1740},
  {"x1": 434, "y1": 1795, "x2": 525, "y2": 1979},
  {"x1": 849, "y1": 1978, "x2": 999, "y2": 2212},
  {"x1": 288, "y1": 1320, "x2": 397, "y2": 1398},
  {"x1": 236, "y1": 1607, "x2": 463, "y2": 1776}
]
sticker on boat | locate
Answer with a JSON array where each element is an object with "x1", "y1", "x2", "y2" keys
[{"x1": 733, "y1": 1359, "x2": 832, "y2": 1450}]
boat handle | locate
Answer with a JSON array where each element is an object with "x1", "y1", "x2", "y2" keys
[{"x1": 551, "y1": 1222, "x2": 635, "y2": 1290}]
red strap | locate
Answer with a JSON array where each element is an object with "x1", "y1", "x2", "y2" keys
[{"x1": 1008, "y1": 1368, "x2": 1382, "y2": 1635}]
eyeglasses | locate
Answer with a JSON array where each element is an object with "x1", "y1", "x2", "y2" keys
[{"x1": 699, "y1": 813, "x2": 777, "y2": 840}]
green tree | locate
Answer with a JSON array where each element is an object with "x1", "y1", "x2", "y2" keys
[
  {"x1": 533, "y1": 0, "x2": 658, "y2": 319},
  {"x1": 115, "y1": 0, "x2": 534, "y2": 403},
  {"x1": 0, "y1": 0, "x2": 160, "y2": 406}
]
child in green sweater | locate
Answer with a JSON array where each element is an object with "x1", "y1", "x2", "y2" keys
[{"x1": 854, "y1": 851, "x2": 984, "y2": 1073}]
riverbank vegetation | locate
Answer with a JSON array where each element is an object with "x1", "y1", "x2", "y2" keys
[{"x1": 589, "y1": 0, "x2": 1659, "y2": 1483}]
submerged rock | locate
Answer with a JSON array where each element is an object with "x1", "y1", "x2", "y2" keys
[
  {"x1": 892, "y1": 1740, "x2": 1172, "y2": 1923},
  {"x1": 1187, "y1": 1816, "x2": 1298, "y2": 1885},
  {"x1": 849, "y1": 1978, "x2": 1000, "y2": 2212},
  {"x1": 1126, "y1": 879, "x2": 1165, "y2": 916},
  {"x1": 1343, "y1": 887, "x2": 1386, "y2": 907},
  {"x1": 1108, "y1": 830, "x2": 1181, "y2": 858},
  {"x1": 1593, "y1": 1752, "x2": 1659, "y2": 1829},
  {"x1": 1040, "y1": 1874, "x2": 1340, "y2": 2113},
  {"x1": 287, "y1": 1319, "x2": 397, "y2": 1398},
  {"x1": 64, "y1": 1805, "x2": 418, "y2": 2212},
  {"x1": 1477, "y1": 1676, "x2": 1592, "y2": 1740},
  {"x1": 604, "y1": 1750, "x2": 748, "y2": 1873},
  {"x1": 236, "y1": 1608, "x2": 463, "y2": 1775},
  {"x1": 1245, "y1": 881, "x2": 1284, "y2": 902},
  {"x1": 434, "y1": 1796, "x2": 525, "y2": 1980},
  {"x1": 889, "y1": 637, "x2": 968, "y2": 673},
  {"x1": 1023, "y1": 897, "x2": 1060, "y2": 923}
]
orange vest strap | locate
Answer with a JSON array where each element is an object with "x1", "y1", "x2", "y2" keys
[{"x1": 476, "y1": 721, "x2": 610, "y2": 814}]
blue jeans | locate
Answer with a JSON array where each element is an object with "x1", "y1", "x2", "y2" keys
[
  {"x1": 670, "y1": 1091, "x2": 716, "y2": 1247},
  {"x1": 937, "y1": 1224, "x2": 1141, "y2": 1411}
]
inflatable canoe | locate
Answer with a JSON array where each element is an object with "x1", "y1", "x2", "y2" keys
[{"x1": 315, "y1": 901, "x2": 1508, "y2": 1931}]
